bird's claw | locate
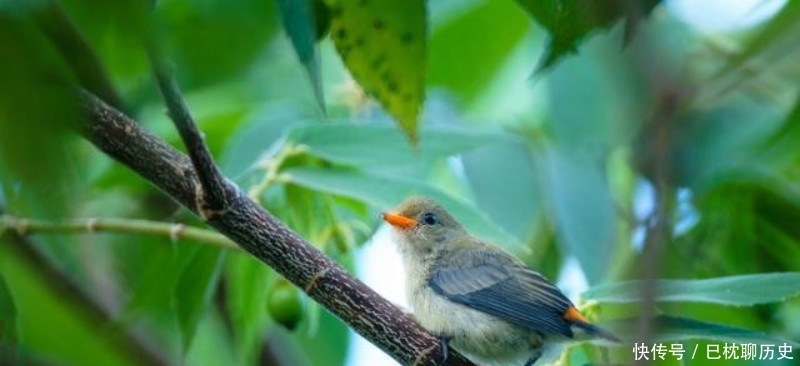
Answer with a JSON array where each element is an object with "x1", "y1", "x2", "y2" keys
[{"x1": 439, "y1": 336, "x2": 451, "y2": 364}]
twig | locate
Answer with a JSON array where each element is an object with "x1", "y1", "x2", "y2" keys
[
  {"x1": 247, "y1": 143, "x2": 303, "y2": 201},
  {"x1": 0, "y1": 215, "x2": 238, "y2": 251},
  {"x1": 76, "y1": 90, "x2": 476, "y2": 366},
  {"x1": 33, "y1": 2, "x2": 124, "y2": 110},
  {"x1": 149, "y1": 52, "x2": 231, "y2": 219},
  {"x1": 635, "y1": 88, "x2": 680, "y2": 362}
]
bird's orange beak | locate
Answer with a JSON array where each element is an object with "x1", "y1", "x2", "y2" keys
[{"x1": 381, "y1": 212, "x2": 418, "y2": 230}]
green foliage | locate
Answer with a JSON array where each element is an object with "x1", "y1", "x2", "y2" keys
[
  {"x1": 1, "y1": 0, "x2": 800, "y2": 365},
  {"x1": 224, "y1": 254, "x2": 275, "y2": 365},
  {"x1": 605, "y1": 315, "x2": 798, "y2": 346},
  {"x1": 578, "y1": 273, "x2": 800, "y2": 361},
  {"x1": 515, "y1": 0, "x2": 662, "y2": 72},
  {"x1": 539, "y1": 145, "x2": 617, "y2": 283},
  {"x1": 0, "y1": 241, "x2": 141, "y2": 366},
  {"x1": 270, "y1": 122, "x2": 520, "y2": 246},
  {"x1": 275, "y1": 0, "x2": 327, "y2": 112},
  {"x1": 428, "y1": 0, "x2": 529, "y2": 106},
  {"x1": 0, "y1": 271, "x2": 18, "y2": 362},
  {"x1": 176, "y1": 248, "x2": 226, "y2": 354},
  {"x1": 156, "y1": 0, "x2": 280, "y2": 87},
  {"x1": 584, "y1": 273, "x2": 800, "y2": 305},
  {"x1": 283, "y1": 122, "x2": 510, "y2": 169},
  {"x1": 715, "y1": 0, "x2": 800, "y2": 81},
  {"x1": 0, "y1": 12, "x2": 79, "y2": 219}
]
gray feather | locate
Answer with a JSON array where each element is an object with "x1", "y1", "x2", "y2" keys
[{"x1": 428, "y1": 249, "x2": 575, "y2": 337}]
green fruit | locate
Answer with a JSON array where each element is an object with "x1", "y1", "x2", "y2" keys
[{"x1": 267, "y1": 280, "x2": 303, "y2": 330}]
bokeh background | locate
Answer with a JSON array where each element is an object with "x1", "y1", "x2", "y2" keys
[{"x1": 1, "y1": 0, "x2": 798, "y2": 365}]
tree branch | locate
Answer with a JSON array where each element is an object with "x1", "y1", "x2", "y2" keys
[{"x1": 75, "y1": 90, "x2": 476, "y2": 366}]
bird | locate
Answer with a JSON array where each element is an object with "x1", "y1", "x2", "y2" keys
[{"x1": 381, "y1": 196, "x2": 619, "y2": 366}]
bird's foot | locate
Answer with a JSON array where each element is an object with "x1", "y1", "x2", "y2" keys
[{"x1": 439, "y1": 336, "x2": 451, "y2": 364}]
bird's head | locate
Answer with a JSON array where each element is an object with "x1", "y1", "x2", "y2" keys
[{"x1": 381, "y1": 196, "x2": 465, "y2": 253}]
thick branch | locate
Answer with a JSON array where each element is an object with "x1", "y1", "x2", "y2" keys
[{"x1": 76, "y1": 90, "x2": 475, "y2": 366}]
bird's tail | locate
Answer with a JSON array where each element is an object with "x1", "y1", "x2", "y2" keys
[
  {"x1": 573, "y1": 322, "x2": 621, "y2": 343},
  {"x1": 563, "y1": 306, "x2": 621, "y2": 342}
]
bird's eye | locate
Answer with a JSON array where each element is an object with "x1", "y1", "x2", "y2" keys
[{"x1": 422, "y1": 212, "x2": 437, "y2": 225}]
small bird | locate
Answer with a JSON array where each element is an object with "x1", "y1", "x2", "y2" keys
[{"x1": 381, "y1": 196, "x2": 619, "y2": 366}]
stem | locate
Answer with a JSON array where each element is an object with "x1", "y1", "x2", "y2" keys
[
  {"x1": 149, "y1": 51, "x2": 231, "y2": 218},
  {"x1": 247, "y1": 144, "x2": 301, "y2": 201},
  {"x1": 1, "y1": 215, "x2": 238, "y2": 251}
]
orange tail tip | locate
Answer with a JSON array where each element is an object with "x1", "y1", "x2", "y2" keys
[
  {"x1": 563, "y1": 306, "x2": 589, "y2": 324},
  {"x1": 563, "y1": 306, "x2": 621, "y2": 343}
]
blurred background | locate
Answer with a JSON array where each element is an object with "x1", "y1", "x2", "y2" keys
[{"x1": 1, "y1": 0, "x2": 799, "y2": 365}]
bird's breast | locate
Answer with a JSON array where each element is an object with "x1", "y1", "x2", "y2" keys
[{"x1": 407, "y1": 280, "x2": 537, "y2": 364}]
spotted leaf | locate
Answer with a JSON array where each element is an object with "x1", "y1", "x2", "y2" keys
[{"x1": 326, "y1": 0, "x2": 426, "y2": 143}]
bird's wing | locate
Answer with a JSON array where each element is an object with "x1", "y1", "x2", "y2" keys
[{"x1": 428, "y1": 248, "x2": 575, "y2": 336}]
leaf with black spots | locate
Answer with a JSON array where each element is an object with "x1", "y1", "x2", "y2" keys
[{"x1": 325, "y1": 0, "x2": 426, "y2": 143}]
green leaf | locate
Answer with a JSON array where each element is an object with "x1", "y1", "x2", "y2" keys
[
  {"x1": 175, "y1": 248, "x2": 225, "y2": 355},
  {"x1": 428, "y1": 0, "x2": 529, "y2": 105},
  {"x1": 540, "y1": 146, "x2": 615, "y2": 283},
  {"x1": 285, "y1": 122, "x2": 510, "y2": 168},
  {"x1": 462, "y1": 142, "x2": 542, "y2": 240},
  {"x1": 582, "y1": 273, "x2": 800, "y2": 305},
  {"x1": 281, "y1": 167, "x2": 522, "y2": 248},
  {"x1": 761, "y1": 97, "x2": 800, "y2": 159},
  {"x1": 326, "y1": 0, "x2": 426, "y2": 142},
  {"x1": 157, "y1": 0, "x2": 280, "y2": 87},
  {"x1": 185, "y1": 308, "x2": 237, "y2": 366},
  {"x1": 0, "y1": 16, "x2": 80, "y2": 219},
  {"x1": 121, "y1": 241, "x2": 197, "y2": 317},
  {"x1": 276, "y1": 0, "x2": 326, "y2": 113},
  {"x1": 748, "y1": 176, "x2": 800, "y2": 249},
  {"x1": 514, "y1": 0, "x2": 661, "y2": 72},
  {"x1": 218, "y1": 104, "x2": 303, "y2": 178},
  {"x1": 225, "y1": 254, "x2": 274, "y2": 365},
  {"x1": 0, "y1": 240, "x2": 139, "y2": 366},
  {"x1": 293, "y1": 308, "x2": 349, "y2": 366},
  {"x1": 610, "y1": 315, "x2": 799, "y2": 346},
  {"x1": 57, "y1": 0, "x2": 150, "y2": 94},
  {"x1": 0, "y1": 272, "x2": 18, "y2": 362},
  {"x1": 258, "y1": 328, "x2": 314, "y2": 366}
]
